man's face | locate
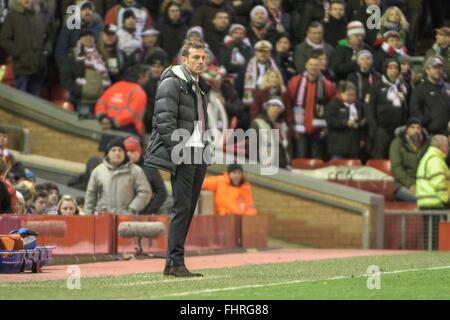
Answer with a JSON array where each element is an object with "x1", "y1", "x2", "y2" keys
[
  {"x1": 386, "y1": 64, "x2": 399, "y2": 81},
  {"x1": 318, "y1": 54, "x2": 327, "y2": 70},
  {"x1": 255, "y1": 48, "x2": 271, "y2": 64},
  {"x1": 80, "y1": 35, "x2": 95, "y2": 48},
  {"x1": 182, "y1": 47, "x2": 207, "y2": 76},
  {"x1": 276, "y1": 37, "x2": 291, "y2": 53},
  {"x1": 307, "y1": 27, "x2": 323, "y2": 44},
  {"x1": 359, "y1": 55, "x2": 373, "y2": 71},
  {"x1": 21, "y1": 0, "x2": 33, "y2": 10},
  {"x1": 306, "y1": 58, "x2": 320, "y2": 78},
  {"x1": 138, "y1": 70, "x2": 150, "y2": 86},
  {"x1": 213, "y1": 12, "x2": 230, "y2": 31},
  {"x1": 168, "y1": 5, "x2": 181, "y2": 22},
  {"x1": 103, "y1": 32, "x2": 117, "y2": 46},
  {"x1": 265, "y1": 0, "x2": 281, "y2": 10},
  {"x1": 108, "y1": 147, "x2": 126, "y2": 167},
  {"x1": 229, "y1": 170, "x2": 243, "y2": 186},
  {"x1": 348, "y1": 34, "x2": 364, "y2": 47},
  {"x1": 151, "y1": 64, "x2": 164, "y2": 78},
  {"x1": 436, "y1": 34, "x2": 450, "y2": 47},
  {"x1": 0, "y1": 133, "x2": 7, "y2": 149},
  {"x1": 188, "y1": 33, "x2": 202, "y2": 42},
  {"x1": 252, "y1": 10, "x2": 268, "y2": 26},
  {"x1": 406, "y1": 124, "x2": 422, "y2": 140},
  {"x1": 441, "y1": 139, "x2": 450, "y2": 156},
  {"x1": 81, "y1": 7, "x2": 93, "y2": 23},
  {"x1": 48, "y1": 189, "x2": 59, "y2": 206},
  {"x1": 124, "y1": 16, "x2": 137, "y2": 29},
  {"x1": 426, "y1": 65, "x2": 444, "y2": 82},
  {"x1": 126, "y1": 150, "x2": 141, "y2": 163},
  {"x1": 341, "y1": 90, "x2": 356, "y2": 104},
  {"x1": 142, "y1": 34, "x2": 158, "y2": 48},
  {"x1": 386, "y1": 36, "x2": 401, "y2": 49},
  {"x1": 231, "y1": 29, "x2": 245, "y2": 42},
  {"x1": 329, "y1": 4, "x2": 345, "y2": 20},
  {"x1": 365, "y1": 0, "x2": 380, "y2": 6},
  {"x1": 34, "y1": 196, "x2": 48, "y2": 214}
]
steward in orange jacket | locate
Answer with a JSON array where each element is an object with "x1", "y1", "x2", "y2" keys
[
  {"x1": 95, "y1": 64, "x2": 150, "y2": 135},
  {"x1": 202, "y1": 164, "x2": 257, "y2": 216}
]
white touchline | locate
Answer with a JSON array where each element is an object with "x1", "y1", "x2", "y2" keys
[{"x1": 148, "y1": 265, "x2": 450, "y2": 299}]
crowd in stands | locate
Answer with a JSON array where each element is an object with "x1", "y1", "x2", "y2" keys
[{"x1": 1, "y1": 0, "x2": 450, "y2": 215}]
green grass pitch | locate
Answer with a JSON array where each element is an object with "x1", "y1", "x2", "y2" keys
[{"x1": 1, "y1": 252, "x2": 450, "y2": 300}]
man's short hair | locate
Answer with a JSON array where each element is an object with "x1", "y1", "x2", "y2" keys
[
  {"x1": 0, "y1": 128, "x2": 6, "y2": 134},
  {"x1": 306, "y1": 49, "x2": 324, "y2": 62},
  {"x1": 308, "y1": 21, "x2": 323, "y2": 30},
  {"x1": 430, "y1": 135, "x2": 447, "y2": 148},
  {"x1": 33, "y1": 191, "x2": 48, "y2": 202},
  {"x1": 338, "y1": 80, "x2": 356, "y2": 93},
  {"x1": 214, "y1": 9, "x2": 229, "y2": 18},
  {"x1": 181, "y1": 40, "x2": 206, "y2": 57},
  {"x1": 330, "y1": 0, "x2": 346, "y2": 6}
]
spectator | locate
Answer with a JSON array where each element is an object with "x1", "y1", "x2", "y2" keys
[
  {"x1": 374, "y1": 30, "x2": 410, "y2": 73},
  {"x1": 43, "y1": 182, "x2": 60, "y2": 214},
  {"x1": 98, "y1": 24, "x2": 127, "y2": 84},
  {"x1": 124, "y1": 136, "x2": 167, "y2": 214},
  {"x1": 31, "y1": 191, "x2": 48, "y2": 215},
  {"x1": 331, "y1": 21, "x2": 372, "y2": 81},
  {"x1": 389, "y1": 117, "x2": 429, "y2": 202},
  {"x1": 85, "y1": 137, "x2": 152, "y2": 214},
  {"x1": 250, "y1": 96, "x2": 291, "y2": 169},
  {"x1": 104, "y1": 0, "x2": 153, "y2": 36},
  {"x1": 294, "y1": 21, "x2": 334, "y2": 74},
  {"x1": 288, "y1": 50, "x2": 335, "y2": 159},
  {"x1": 60, "y1": 29, "x2": 111, "y2": 119},
  {"x1": 368, "y1": 59, "x2": 408, "y2": 159},
  {"x1": 219, "y1": 23, "x2": 253, "y2": 81},
  {"x1": 140, "y1": 27, "x2": 168, "y2": 65},
  {"x1": 190, "y1": 0, "x2": 236, "y2": 33},
  {"x1": 297, "y1": 0, "x2": 328, "y2": 43},
  {"x1": 246, "y1": 5, "x2": 278, "y2": 46},
  {"x1": 325, "y1": 81, "x2": 367, "y2": 160},
  {"x1": 273, "y1": 32, "x2": 297, "y2": 83},
  {"x1": 346, "y1": 0, "x2": 381, "y2": 48},
  {"x1": 0, "y1": 128, "x2": 14, "y2": 173},
  {"x1": 15, "y1": 183, "x2": 33, "y2": 213},
  {"x1": 323, "y1": 0, "x2": 348, "y2": 48},
  {"x1": 263, "y1": 0, "x2": 292, "y2": 35},
  {"x1": 15, "y1": 191, "x2": 26, "y2": 215},
  {"x1": 95, "y1": 64, "x2": 150, "y2": 136},
  {"x1": 117, "y1": 9, "x2": 142, "y2": 63},
  {"x1": 57, "y1": 195, "x2": 80, "y2": 215},
  {"x1": 0, "y1": 158, "x2": 15, "y2": 214},
  {"x1": 242, "y1": 40, "x2": 280, "y2": 106},
  {"x1": 230, "y1": 0, "x2": 254, "y2": 27},
  {"x1": 54, "y1": 0, "x2": 103, "y2": 68},
  {"x1": 318, "y1": 50, "x2": 335, "y2": 82},
  {"x1": 416, "y1": 134, "x2": 449, "y2": 249},
  {"x1": 204, "y1": 9, "x2": 230, "y2": 60},
  {"x1": 155, "y1": 2, "x2": 188, "y2": 63},
  {"x1": 411, "y1": 56, "x2": 450, "y2": 135},
  {"x1": 375, "y1": 6, "x2": 409, "y2": 48},
  {"x1": 202, "y1": 164, "x2": 257, "y2": 216},
  {"x1": 0, "y1": 0, "x2": 53, "y2": 96},
  {"x1": 143, "y1": 55, "x2": 166, "y2": 134},
  {"x1": 159, "y1": 0, "x2": 193, "y2": 25},
  {"x1": 424, "y1": 26, "x2": 450, "y2": 81},
  {"x1": 347, "y1": 50, "x2": 379, "y2": 105}
]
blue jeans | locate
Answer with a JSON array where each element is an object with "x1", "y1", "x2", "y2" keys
[
  {"x1": 395, "y1": 186, "x2": 417, "y2": 202},
  {"x1": 15, "y1": 74, "x2": 43, "y2": 96}
]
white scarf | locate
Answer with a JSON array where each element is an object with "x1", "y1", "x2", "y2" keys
[
  {"x1": 306, "y1": 37, "x2": 324, "y2": 50},
  {"x1": 382, "y1": 75, "x2": 406, "y2": 108},
  {"x1": 344, "y1": 102, "x2": 359, "y2": 122}
]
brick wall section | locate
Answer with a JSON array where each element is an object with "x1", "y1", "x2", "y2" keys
[
  {"x1": 0, "y1": 109, "x2": 103, "y2": 162},
  {"x1": 251, "y1": 185, "x2": 377, "y2": 249}
]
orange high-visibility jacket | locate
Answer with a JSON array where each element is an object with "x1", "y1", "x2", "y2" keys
[
  {"x1": 95, "y1": 81, "x2": 147, "y2": 135},
  {"x1": 202, "y1": 173, "x2": 257, "y2": 216}
]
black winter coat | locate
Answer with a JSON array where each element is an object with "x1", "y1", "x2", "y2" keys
[
  {"x1": 331, "y1": 40, "x2": 372, "y2": 80},
  {"x1": 144, "y1": 65, "x2": 210, "y2": 175},
  {"x1": 410, "y1": 77, "x2": 450, "y2": 135},
  {"x1": 155, "y1": 17, "x2": 188, "y2": 62},
  {"x1": 323, "y1": 16, "x2": 347, "y2": 48}
]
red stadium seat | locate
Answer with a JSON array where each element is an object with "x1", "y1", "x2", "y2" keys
[
  {"x1": 366, "y1": 159, "x2": 392, "y2": 176},
  {"x1": 291, "y1": 158, "x2": 325, "y2": 169},
  {"x1": 328, "y1": 159, "x2": 362, "y2": 166}
]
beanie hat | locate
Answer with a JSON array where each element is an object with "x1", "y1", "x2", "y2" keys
[
  {"x1": 142, "y1": 27, "x2": 160, "y2": 37},
  {"x1": 123, "y1": 136, "x2": 142, "y2": 154},
  {"x1": 406, "y1": 117, "x2": 422, "y2": 128},
  {"x1": 122, "y1": 9, "x2": 136, "y2": 22},
  {"x1": 357, "y1": 49, "x2": 373, "y2": 65},
  {"x1": 105, "y1": 137, "x2": 126, "y2": 155},
  {"x1": 186, "y1": 26, "x2": 204, "y2": 40},
  {"x1": 227, "y1": 164, "x2": 243, "y2": 173},
  {"x1": 383, "y1": 30, "x2": 400, "y2": 39},
  {"x1": 347, "y1": 21, "x2": 366, "y2": 37},
  {"x1": 79, "y1": 0, "x2": 95, "y2": 11},
  {"x1": 250, "y1": 5, "x2": 268, "y2": 20},
  {"x1": 263, "y1": 96, "x2": 285, "y2": 112},
  {"x1": 229, "y1": 23, "x2": 246, "y2": 35}
]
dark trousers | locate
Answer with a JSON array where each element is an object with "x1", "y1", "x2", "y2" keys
[
  {"x1": 371, "y1": 128, "x2": 394, "y2": 159},
  {"x1": 15, "y1": 74, "x2": 43, "y2": 96},
  {"x1": 166, "y1": 162, "x2": 207, "y2": 267},
  {"x1": 294, "y1": 131, "x2": 326, "y2": 159}
]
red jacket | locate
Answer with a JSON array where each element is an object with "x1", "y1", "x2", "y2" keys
[
  {"x1": 95, "y1": 81, "x2": 147, "y2": 135},
  {"x1": 288, "y1": 74, "x2": 334, "y2": 134},
  {"x1": 0, "y1": 176, "x2": 16, "y2": 214}
]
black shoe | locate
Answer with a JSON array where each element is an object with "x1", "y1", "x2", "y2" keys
[
  {"x1": 167, "y1": 266, "x2": 203, "y2": 277},
  {"x1": 163, "y1": 265, "x2": 170, "y2": 276}
]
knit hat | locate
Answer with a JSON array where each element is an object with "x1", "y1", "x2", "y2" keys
[
  {"x1": 255, "y1": 40, "x2": 272, "y2": 51},
  {"x1": 227, "y1": 164, "x2": 243, "y2": 173},
  {"x1": 79, "y1": 0, "x2": 94, "y2": 11},
  {"x1": 357, "y1": 50, "x2": 373, "y2": 64},
  {"x1": 406, "y1": 117, "x2": 422, "y2": 128},
  {"x1": 123, "y1": 136, "x2": 142, "y2": 154},
  {"x1": 347, "y1": 21, "x2": 366, "y2": 37},
  {"x1": 105, "y1": 137, "x2": 126, "y2": 154},
  {"x1": 229, "y1": 23, "x2": 246, "y2": 35},
  {"x1": 263, "y1": 96, "x2": 285, "y2": 112},
  {"x1": 104, "y1": 24, "x2": 118, "y2": 34},
  {"x1": 424, "y1": 55, "x2": 444, "y2": 69},
  {"x1": 250, "y1": 5, "x2": 268, "y2": 20},
  {"x1": 122, "y1": 9, "x2": 136, "y2": 22},
  {"x1": 383, "y1": 30, "x2": 400, "y2": 39},
  {"x1": 186, "y1": 26, "x2": 204, "y2": 40},
  {"x1": 142, "y1": 27, "x2": 160, "y2": 37}
]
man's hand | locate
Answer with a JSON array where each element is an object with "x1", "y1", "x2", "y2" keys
[{"x1": 101, "y1": 118, "x2": 112, "y2": 130}]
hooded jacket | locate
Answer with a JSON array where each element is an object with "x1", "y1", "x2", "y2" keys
[
  {"x1": 144, "y1": 65, "x2": 210, "y2": 175},
  {"x1": 0, "y1": 0, "x2": 53, "y2": 75},
  {"x1": 84, "y1": 158, "x2": 152, "y2": 214}
]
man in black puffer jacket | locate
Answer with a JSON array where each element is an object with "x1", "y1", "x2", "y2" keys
[
  {"x1": 410, "y1": 55, "x2": 450, "y2": 135},
  {"x1": 144, "y1": 40, "x2": 210, "y2": 278}
]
